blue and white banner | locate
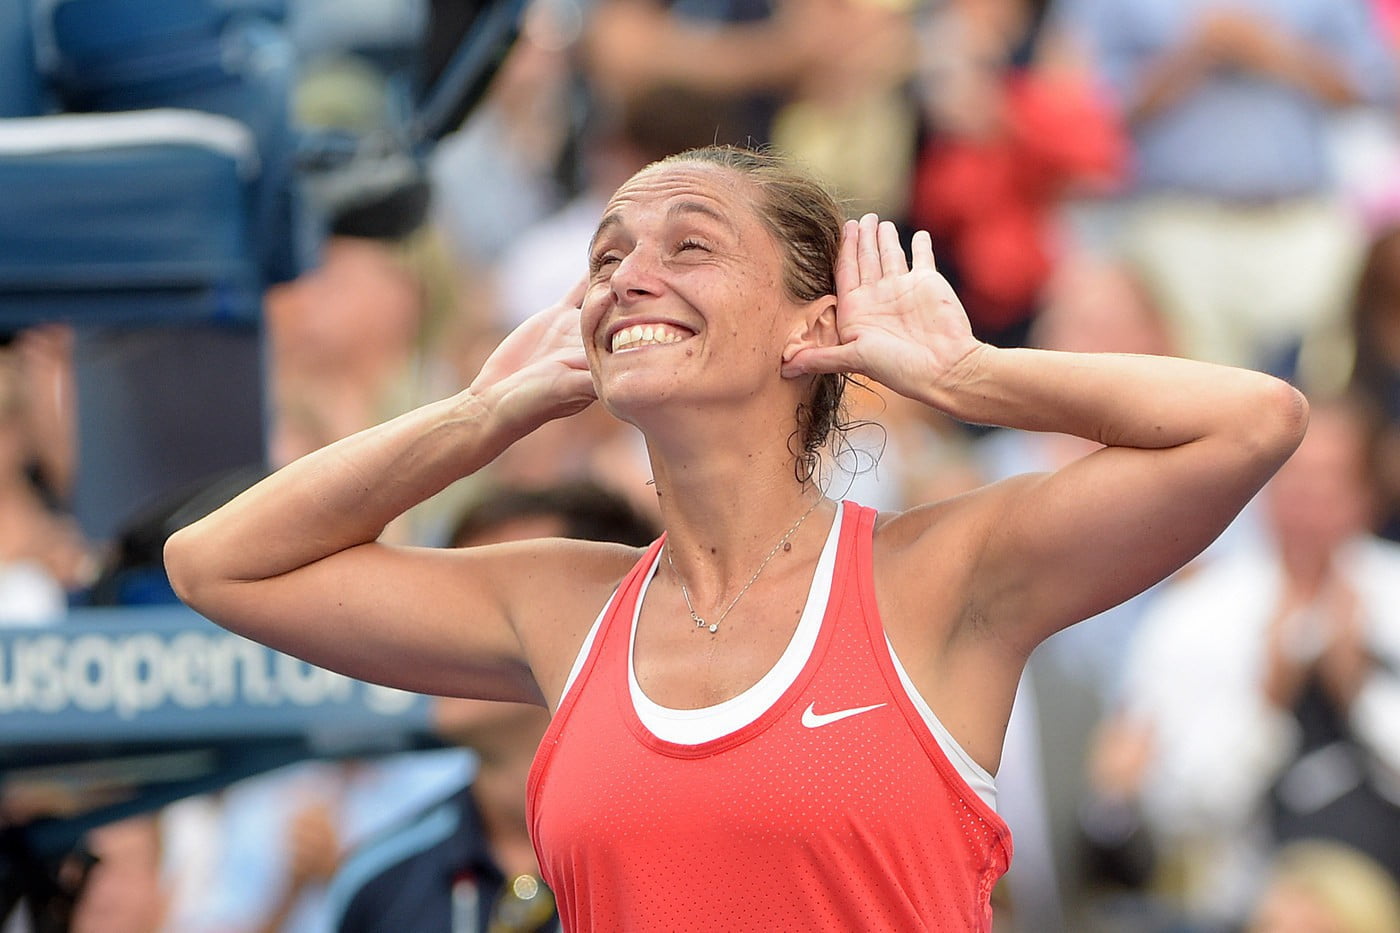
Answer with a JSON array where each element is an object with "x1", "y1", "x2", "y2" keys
[{"x1": 0, "y1": 606, "x2": 432, "y2": 750}]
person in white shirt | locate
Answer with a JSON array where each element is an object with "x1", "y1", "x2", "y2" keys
[{"x1": 1112, "y1": 398, "x2": 1400, "y2": 925}]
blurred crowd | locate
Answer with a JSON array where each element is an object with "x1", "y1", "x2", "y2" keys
[{"x1": 5, "y1": 0, "x2": 1400, "y2": 931}]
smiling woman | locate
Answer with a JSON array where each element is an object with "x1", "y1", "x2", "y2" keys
[{"x1": 164, "y1": 145, "x2": 1308, "y2": 931}]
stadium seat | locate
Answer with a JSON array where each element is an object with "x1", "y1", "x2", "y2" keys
[{"x1": 0, "y1": 0, "x2": 303, "y2": 538}]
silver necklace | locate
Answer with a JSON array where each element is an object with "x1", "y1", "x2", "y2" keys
[{"x1": 665, "y1": 497, "x2": 823, "y2": 634}]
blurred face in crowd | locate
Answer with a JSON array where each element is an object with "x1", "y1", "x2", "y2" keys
[
  {"x1": 1265, "y1": 405, "x2": 1374, "y2": 554},
  {"x1": 1033, "y1": 254, "x2": 1174, "y2": 357},
  {"x1": 0, "y1": 354, "x2": 32, "y2": 483}
]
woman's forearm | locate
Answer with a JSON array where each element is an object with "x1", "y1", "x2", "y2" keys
[
  {"x1": 928, "y1": 345, "x2": 1307, "y2": 453},
  {"x1": 165, "y1": 387, "x2": 523, "y2": 592}
]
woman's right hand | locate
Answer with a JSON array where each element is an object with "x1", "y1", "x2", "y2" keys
[{"x1": 470, "y1": 279, "x2": 597, "y2": 429}]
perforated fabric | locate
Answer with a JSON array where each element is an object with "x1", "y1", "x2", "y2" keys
[{"x1": 528, "y1": 501, "x2": 1013, "y2": 931}]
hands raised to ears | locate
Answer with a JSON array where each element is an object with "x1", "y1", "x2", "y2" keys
[{"x1": 782, "y1": 214, "x2": 983, "y2": 405}]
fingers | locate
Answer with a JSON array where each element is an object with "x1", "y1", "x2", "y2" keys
[
  {"x1": 877, "y1": 219, "x2": 907, "y2": 275},
  {"x1": 849, "y1": 213, "x2": 913, "y2": 285},
  {"x1": 911, "y1": 230, "x2": 937, "y2": 272},
  {"x1": 834, "y1": 220, "x2": 859, "y2": 297},
  {"x1": 856, "y1": 213, "x2": 882, "y2": 284},
  {"x1": 782, "y1": 344, "x2": 860, "y2": 379}
]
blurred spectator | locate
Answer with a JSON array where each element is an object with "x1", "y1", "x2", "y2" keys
[
  {"x1": 8, "y1": 327, "x2": 76, "y2": 507},
  {"x1": 770, "y1": 0, "x2": 916, "y2": 218},
  {"x1": 266, "y1": 235, "x2": 433, "y2": 462},
  {"x1": 323, "y1": 481, "x2": 656, "y2": 933},
  {"x1": 430, "y1": 0, "x2": 581, "y2": 267},
  {"x1": 909, "y1": 0, "x2": 1126, "y2": 347},
  {"x1": 174, "y1": 752, "x2": 473, "y2": 933},
  {"x1": 1056, "y1": 0, "x2": 1396, "y2": 382},
  {"x1": 581, "y1": 0, "x2": 842, "y2": 148},
  {"x1": 1, "y1": 814, "x2": 169, "y2": 933},
  {"x1": 977, "y1": 249, "x2": 1182, "y2": 695},
  {"x1": 1248, "y1": 840, "x2": 1400, "y2": 933},
  {"x1": 1346, "y1": 225, "x2": 1400, "y2": 542},
  {"x1": 69, "y1": 816, "x2": 168, "y2": 933},
  {"x1": 0, "y1": 345, "x2": 91, "y2": 622},
  {"x1": 265, "y1": 221, "x2": 478, "y2": 545},
  {"x1": 1105, "y1": 399, "x2": 1400, "y2": 926}
]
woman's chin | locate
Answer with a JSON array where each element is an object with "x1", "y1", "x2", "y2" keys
[{"x1": 597, "y1": 384, "x2": 672, "y2": 427}]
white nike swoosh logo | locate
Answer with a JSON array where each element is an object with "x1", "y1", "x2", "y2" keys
[{"x1": 801, "y1": 702, "x2": 886, "y2": 728}]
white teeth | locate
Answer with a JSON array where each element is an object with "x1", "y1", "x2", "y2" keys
[{"x1": 610, "y1": 323, "x2": 689, "y2": 352}]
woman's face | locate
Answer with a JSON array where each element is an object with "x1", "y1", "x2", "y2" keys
[{"x1": 579, "y1": 162, "x2": 804, "y2": 424}]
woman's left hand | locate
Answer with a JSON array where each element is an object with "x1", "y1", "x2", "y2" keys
[{"x1": 781, "y1": 213, "x2": 984, "y2": 404}]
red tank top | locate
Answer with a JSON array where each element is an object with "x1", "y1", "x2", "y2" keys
[{"x1": 528, "y1": 502, "x2": 1012, "y2": 931}]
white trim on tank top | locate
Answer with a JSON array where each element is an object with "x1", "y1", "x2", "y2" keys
[
  {"x1": 887, "y1": 635, "x2": 998, "y2": 807},
  {"x1": 627, "y1": 505, "x2": 845, "y2": 744},
  {"x1": 556, "y1": 502, "x2": 997, "y2": 810}
]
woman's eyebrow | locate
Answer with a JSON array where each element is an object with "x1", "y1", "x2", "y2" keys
[
  {"x1": 667, "y1": 200, "x2": 736, "y2": 233},
  {"x1": 589, "y1": 212, "x2": 622, "y2": 254},
  {"x1": 589, "y1": 200, "x2": 737, "y2": 252}
]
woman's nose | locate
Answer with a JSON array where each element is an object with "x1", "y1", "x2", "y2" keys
[{"x1": 610, "y1": 247, "x2": 663, "y2": 303}]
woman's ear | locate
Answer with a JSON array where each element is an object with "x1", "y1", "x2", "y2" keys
[{"x1": 782, "y1": 295, "x2": 839, "y2": 367}]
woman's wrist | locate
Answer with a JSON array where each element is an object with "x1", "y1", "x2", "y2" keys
[
  {"x1": 453, "y1": 378, "x2": 556, "y2": 450},
  {"x1": 436, "y1": 386, "x2": 534, "y2": 469},
  {"x1": 914, "y1": 341, "x2": 999, "y2": 424}
]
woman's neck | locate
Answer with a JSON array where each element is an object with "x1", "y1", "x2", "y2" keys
[
  {"x1": 652, "y1": 461, "x2": 825, "y2": 597},
  {"x1": 628, "y1": 386, "x2": 828, "y2": 579}
]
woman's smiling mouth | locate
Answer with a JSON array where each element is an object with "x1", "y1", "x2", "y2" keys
[{"x1": 610, "y1": 322, "x2": 694, "y2": 352}]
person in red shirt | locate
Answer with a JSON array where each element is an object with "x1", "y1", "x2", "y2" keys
[
  {"x1": 166, "y1": 145, "x2": 1304, "y2": 930},
  {"x1": 911, "y1": 0, "x2": 1125, "y2": 346}
]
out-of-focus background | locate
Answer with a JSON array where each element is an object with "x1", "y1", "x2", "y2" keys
[{"x1": 2, "y1": 0, "x2": 1400, "y2": 930}]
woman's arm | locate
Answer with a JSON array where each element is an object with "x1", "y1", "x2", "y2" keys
[
  {"x1": 933, "y1": 341, "x2": 1304, "y2": 648},
  {"x1": 164, "y1": 288, "x2": 599, "y2": 703},
  {"x1": 783, "y1": 215, "x2": 1307, "y2": 653}
]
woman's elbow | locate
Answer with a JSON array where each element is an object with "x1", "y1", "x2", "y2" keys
[
  {"x1": 1260, "y1": 378, "x2": 1310, "y2": 456},
  {"x1": 163, "y1": 524, "x2": 213, "y2": 610},
  {"x1": 1251, "y1": 377, "x2": 1310, "y2": 464}
]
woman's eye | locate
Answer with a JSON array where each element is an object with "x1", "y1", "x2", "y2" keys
[
  {"x1": 677, "y1": 239, "x2": 708, "y2": 253},
  {"x1": 591, "y1": 252, "x2": 621, "y2": 272}
]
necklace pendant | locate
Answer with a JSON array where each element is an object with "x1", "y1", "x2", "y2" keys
[
  {"x1": 708, "y1": 623, "x2": 719, "y2": 634},
  {"x1": 694, "y1": 617, "x2": 707, "y2": 629}
]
